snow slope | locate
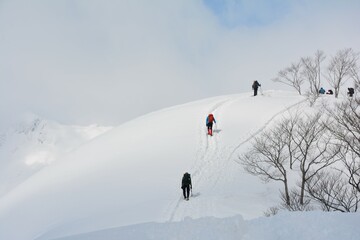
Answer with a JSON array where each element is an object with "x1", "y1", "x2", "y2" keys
[
  {"x1": 0, "y1": 91, "x2": 358, "y2": 240},
  {"x1": 51, "y1": 212, "x2": 360, "y2": 240}
]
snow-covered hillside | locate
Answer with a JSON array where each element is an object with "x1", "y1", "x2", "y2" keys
[{"x1": 0, "y1": 91, "x2": 359, "y2": 240}]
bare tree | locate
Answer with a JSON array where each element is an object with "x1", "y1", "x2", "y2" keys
[
  {"x1": 325, "y1": 96, "x2": 360, "y2": 193},
  {"x1": 241, "y1": 112, "x2": 340, "y2": 208},
  {"x1": 279, "y1": 114, "x2": 299, "y2": 170},
  {"x1": 240, "y1": 124, "x2": 291, "y2": 205},
  {"x1": 273, "y1": 61, "x2": 304, "y2": 95},
  {"x1": 342, "y1": 150, "x2": 360, "y2": 193},
  {"x1": 306, "y1": 171, "x2": 359, "y2": 212},
  {"x1": 281, "y1": 188, "x2": 313, "y2": 211},
  {"x1": 301, "y1": 50, "x2": 326, "y2": 105},
  {"x1": 326, "y1": 48, "x2": 358, "y2": 98},
  {"x1": 350, "y1": 64, "x2": 360, "y2": 91},
  {"x1": 264, "y1": 206, "x2": 280, "y2": 217},
  {"x1": 291, "y1": 113, "x2": 340, "y2": 204}
]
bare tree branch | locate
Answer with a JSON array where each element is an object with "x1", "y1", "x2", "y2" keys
[
  {"x1": 306, "y1": 171, "x2": 359, "y2": 212},
  {"x1": 290, "y1": 112, "x2": 340, "y2": 204},
  {"x1": 326, "y1": 48, "x2": 358, "y2": 98},
  {"x1": 301, "y1": 50, "x2": 326, "y2": 105},
  {"x1": 324, "y1": 96, "x2": 360, "y2": 193},
  {"x1": 240, "y1": 124, "x2": 291, "y2": 205},
  {"x1": 273, "y1": 61, "x2": 304, "y2": 95}
]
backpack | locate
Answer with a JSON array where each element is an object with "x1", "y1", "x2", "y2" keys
[
  {"x1": 182, "y1": 173, "x2": 191, "y2": 187},
  {"x1": 252, "y1": 81, "x2": 259, "y2": 89},
  {"x1": 208, "y1": 114, "x2": 214, "y2": 123}
]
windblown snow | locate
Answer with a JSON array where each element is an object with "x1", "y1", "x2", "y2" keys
[{"x1": 0, "y1": 91, "x2": 359, "y2": 240}]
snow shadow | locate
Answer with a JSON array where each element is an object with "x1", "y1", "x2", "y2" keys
[
  {"x1": 191, "y1": 192, "x2": 200, "y2": 198},
  {"x1": 52, "y1": 215, "x2": 246, "y2": 240}
]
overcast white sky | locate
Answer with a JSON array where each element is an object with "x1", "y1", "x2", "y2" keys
[{"x1": 1, "y1": 0, "x2": 359, "y2": 127}]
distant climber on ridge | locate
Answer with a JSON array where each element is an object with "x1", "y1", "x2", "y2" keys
[
  {"x1": 181, "y1": 172, "x2": 192, "y2": 201},
  {"x1": 252, "y1": 80, "x2": 261, "y2": 96},
  {"x1": 206, "y1": 113, "x2": 216, "y2": 136},
  {"x1": 326, "y1": 89, "x2": 333, "y2": 95},
  {"x1": 348, "y1": 87, "x2": 354, "y2": 97}
]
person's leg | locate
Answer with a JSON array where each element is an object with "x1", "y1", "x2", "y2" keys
[
  {"x1": 254, "y1": 88, "x2": 258, "y2": 96},
  {"x1": 186, "y1": 186, "x2": 190, "y2": 199},
  {"x1": 182, "y1": 187, "x2": 186, "y2": 199}
]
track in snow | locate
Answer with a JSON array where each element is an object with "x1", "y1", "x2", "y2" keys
[{"x1": 167, "y1": 94, "x2": 307, "y2": 221}]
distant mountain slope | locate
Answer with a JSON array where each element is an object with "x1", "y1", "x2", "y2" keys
[
  {"x1": 0, "y1": 115, "x2": 112, "y2": 198},
  {"x1": 0, "y1": 91, "x2": 307, "y2": 240}
]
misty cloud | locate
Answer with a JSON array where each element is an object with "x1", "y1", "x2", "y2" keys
[{"x1": 1, "y1": 0, "x2": 359, "y2": 128}]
